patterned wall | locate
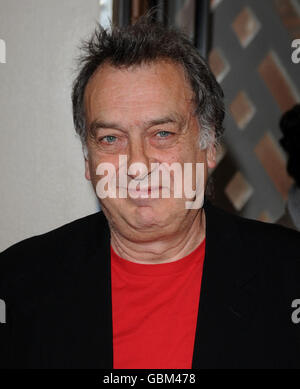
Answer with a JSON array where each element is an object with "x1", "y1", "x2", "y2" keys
[{"x1": 208, "y1": 0, "x2": 300, "y2": 222}]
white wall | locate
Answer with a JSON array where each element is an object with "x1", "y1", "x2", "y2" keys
[{"x1": 0, "y1": 0, "x2": 100, "y2": 251}]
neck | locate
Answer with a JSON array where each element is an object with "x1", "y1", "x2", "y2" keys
[{"x1": 110, "y1": 209, "x2": 206, "y2": 264}]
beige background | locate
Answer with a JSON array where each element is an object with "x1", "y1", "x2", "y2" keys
[{"x1": 0, "y1": 0, "x2": 100, "y2": 251}]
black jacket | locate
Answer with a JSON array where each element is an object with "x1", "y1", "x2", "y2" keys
[{"x1": 1, "y1": 201, "x2": 300, "y2": 369}]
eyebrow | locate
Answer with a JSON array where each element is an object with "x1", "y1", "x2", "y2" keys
[
  {"x1": 89, "y1": 113, "x2": 185, "y2": 134},
  {"x1": 143, "y1": 113, "x2": 184, "y2": 128},
  {"x1": 89, "y1": 120, "x2": 122, "y2": 134}
]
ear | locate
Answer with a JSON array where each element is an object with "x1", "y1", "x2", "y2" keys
[
  {"x1": 206, "y1": 144, "x2": 217, "y2": 169},
  {"x1": 85, "y1": 158, "x2": 91, "y2": 181},
  {"x1": 83, "y1": 144, "x2": 91, "y2": 181}
]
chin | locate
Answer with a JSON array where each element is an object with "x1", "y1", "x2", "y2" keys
[{"x1": 134, "y1": 206, "x2": 161, "y2": 228}]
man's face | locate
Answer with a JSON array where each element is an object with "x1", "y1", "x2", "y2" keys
[{"x1": 84, "y1": 60, "x2": 216, "y2": 242}]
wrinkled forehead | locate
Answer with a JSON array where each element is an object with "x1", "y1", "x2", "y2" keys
[{"x1": 83, "y1": 60, "x2": 196, "y2": 127}]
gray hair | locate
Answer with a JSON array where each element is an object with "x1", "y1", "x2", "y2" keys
[{"x1": 72, "y1": 16, "x2": 225, "y2": 152}]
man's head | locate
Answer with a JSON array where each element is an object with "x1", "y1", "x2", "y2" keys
[{"x1": 71, "y1": 17, "x2": 225, "y2": 242}]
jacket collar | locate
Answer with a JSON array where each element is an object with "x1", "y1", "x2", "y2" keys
[{"x1": 192, "y1": 200, "x2": 259, "y2": 368}]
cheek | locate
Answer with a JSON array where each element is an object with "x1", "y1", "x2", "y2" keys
[
  {"x1": 86, "y1": 154, "x2": 117, "y2": 186},
  {"x1": 156, "y1": 144, "x2": 186, "y2": 164},
  {"x1": 197, "y1": 150, "x2": 208, "y2": 164},
  {"x1": 89, "y1": 151, "x2": 117, "y2": 169},
  {"x1": 166, "y1": 145, "x2": 204, "y2": 165}
]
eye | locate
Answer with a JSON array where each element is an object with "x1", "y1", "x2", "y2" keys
[
  {"x1": 156, "y1": 130, "x2": 173, "y2": 138},
  {"x1": 100, "y1": 135, "x2": 117, "y2": 144}
]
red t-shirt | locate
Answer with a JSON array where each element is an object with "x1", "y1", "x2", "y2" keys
[{"x1": 111, "y1": 238, "x2": 206, "y2": 369}]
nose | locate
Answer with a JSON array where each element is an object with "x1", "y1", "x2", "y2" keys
[{"x1": 127, "y1": 135, "x2": 152, "y2": 180}]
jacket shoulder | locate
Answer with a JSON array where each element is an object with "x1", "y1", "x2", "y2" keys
[
  {"x1": 206, "y1": 203, "x2": 300, "y2": 302},
  {"x1": 0, "y1": 211, "x2": 107, "y2": 299},
  {"x1": 206, "y1": 202, "x2": 300, "y2": 262},
  {"x1": 233, "y1": 210, "x2": 300, "y2": 259},
  {"x1": 209, "y1": 205, "x2": 300, "y2": 253}
]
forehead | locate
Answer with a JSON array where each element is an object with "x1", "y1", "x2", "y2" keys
[{"x1": 84, "y1": 60, "x2": 195, "y2": 125}]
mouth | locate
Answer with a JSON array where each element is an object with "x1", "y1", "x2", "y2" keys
[{"x1": 127, "y1": 186, "x2": 162, "y2": 197}]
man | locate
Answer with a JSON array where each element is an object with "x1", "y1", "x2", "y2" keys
[{"x1": 1, "y1": 17, "x2": 300, "y2": 369}]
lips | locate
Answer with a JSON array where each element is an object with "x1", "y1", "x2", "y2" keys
[
  {"x1": 140, "y1": 186, "x2": 161, "y2": 193},
  {"x1": 127, "y1": 186, "x2": 162, "y2": 196}
]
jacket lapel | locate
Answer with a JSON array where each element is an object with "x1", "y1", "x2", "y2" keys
[
  {"x1": 33, "y1": 211, "x2": 114, "y2": 369},
  {"x1": 192, "y1": 201, "x2": 259, "y2": 368},
  {"x1": 72, "y1": 213, "x2": 113, "y2": 369},
  {"x1": 69, "y1": 211, "x2": 114, "y2": 369}
]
